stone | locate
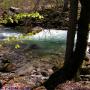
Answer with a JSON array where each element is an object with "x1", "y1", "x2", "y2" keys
[
  {"x1": 0, "y1": 63, "x2": 16, "y2": 72},
  {"x1": 47, "y1": 69, "x2": 54, "y2": 75},
  {"x1": 15, "y1": 64, "x2": 34, "y2": 76},
  {"x1": 31, "y1": 26, "x2": 43, "y2": 34},
  {"x1": 9, "y1": 7, "x2": 21, "y2": 14},
  {"x1": 30, "y1": 44, "x2": 40, "y2": 49}
]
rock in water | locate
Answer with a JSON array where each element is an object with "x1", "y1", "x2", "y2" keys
[
  {"x1": 30, "y1": 44, "x2": 40, "y2": 49},
  {"x1": 31, "y1": 26, "x2": 43, "y2": 34}
]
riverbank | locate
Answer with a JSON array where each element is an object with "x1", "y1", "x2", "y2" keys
[
  {"x1": 0, "y1": 30, "x2": 90, "y2": 89},
  {"x1": 0, "y1": 45, "x2": 90, "y2": 90},
  {"x1": 0, "y1": 40, "x2": 65, "y2": 89}
]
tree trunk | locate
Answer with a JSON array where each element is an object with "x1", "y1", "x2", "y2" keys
[
  {"x1": 63, "y1": 0, "x2": 69, "y2": 11},
  {"x1": 73, "y1": 0, "x2": 90, "y2": 72},
  {"x1": 65, "y1": 0, "x2": 78, "y2": 66},
  {"x1": 43, "y1": 0, "x2": 90, "y2": 90},
  {"x1": 33, "y1": 0, "x2": 40, "y2": 11}
]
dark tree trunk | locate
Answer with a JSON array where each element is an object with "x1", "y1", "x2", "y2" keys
[
  {"x1": 63, "y1": 0, "x2": 69, "y2": 11},
  {"x1": 43, "y1": 0, "x2": 90, "y2": 90},
  {"x1": 65, "y1": 0, "x2": 78, "y2": 66},
  {"x1": 72, "y1": 0, "x2": 90, "y2": 71}
]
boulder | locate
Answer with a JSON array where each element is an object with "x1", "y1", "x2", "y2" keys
[
  {"x1": 30, "y1": 44, "x2": 40, "y2": 49},
  {"x1": 9, "y1": 7, "x2": 21, "y2": 14},
  {"x1": 31, "y1": 26, "x2": 43, "y2": 34}
]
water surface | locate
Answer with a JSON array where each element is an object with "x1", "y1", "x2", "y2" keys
[{"x1": 0, "y1": 27, "x2": 67, "y2": 54}]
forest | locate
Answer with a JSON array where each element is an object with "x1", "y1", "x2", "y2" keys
[{"x1": 0, "y1": 0, "x2": 90, "y2": 90}]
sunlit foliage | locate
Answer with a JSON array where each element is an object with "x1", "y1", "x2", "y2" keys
[{"x1": 0, "y1": 12, "x2": 44, "y2": 25}]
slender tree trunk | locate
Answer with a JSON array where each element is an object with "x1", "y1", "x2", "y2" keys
[
  {"x1": 63, "y1": 0, "x2": 69, "y2": 11},
  {"x1": 33, "y1": 0, "x2": 40, "y2": 11},
  {"x1": 43, "y1": 0, "x2": 90, "y2": 90},
  {"x1": 65, "y1": 0, "x2": 78, "y2": 65}
]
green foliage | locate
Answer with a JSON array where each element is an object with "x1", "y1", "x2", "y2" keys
[
  {"x1": 0, "y1": 12, "x2": 44, "y2": 25},
  {"x1": 1, "y1": 33, "x2": 33, "y2": 49},
  {"x1": 15, "y1": 44, "x2": 20, "y2": 49},
  {"x1": 4, "y1": 32, "x2": 34, "y2": 47},
  {"x1": 14, "y1": 12, "x2": 44, "y2": 22},
  {"x1": 5, "y1": 33, "x2": 32, "y2": 42}
]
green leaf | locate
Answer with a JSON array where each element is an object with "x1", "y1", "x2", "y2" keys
[
  {"x1": 8, "y1": 17, "x2": 14, "y2": 23},
  {"x1": 15, "y1": 44, "x2": 20, "y2": 49}
]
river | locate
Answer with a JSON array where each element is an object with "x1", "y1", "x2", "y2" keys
[
  {"x1": 0, "y1": 26, "x2": 67, "y2": 55},
  {"x1": 0, "y1": 26, "x2": 89, "y2": 55}
]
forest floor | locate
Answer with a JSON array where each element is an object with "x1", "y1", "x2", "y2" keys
[{"x1": 0, "y1": 42, "x2": 90, "y2": 90}]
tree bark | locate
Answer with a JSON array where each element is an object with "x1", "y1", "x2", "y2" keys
[
  {"x1": 43, "y1": 0, "x2": 90, "y2": 90},
  {"x1": 65, "y1": 0, "x2": 78, "y2": 66},
  {"x1": 63, "y1": 0, "x2": 69, "y2": 11},
  {"x1": 73, "y1": 0, "x2": 90, "y2": 70},
  {"x1": 33, "y1": 0, "x2": 40, "y2": 11}
]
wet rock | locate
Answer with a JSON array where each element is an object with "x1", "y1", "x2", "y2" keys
[
  {"x1": 31, "y1": 26, "x2": 43, "y2": 34},
  {"x1": 25, "y1": 26, "x2": 43, "y2": 34},
  {"x1": 30, "y1": 44, "x2": 40, "y2": 49},
  {"x1": 9, "y1": 7, "x2": 21, "y2": 14},
  {"x1": 0, "y1": 35, "x2": 6, "y2": 39},
  {"x1": 23, "y1": 43, "x2": 41, "y2": 51}
]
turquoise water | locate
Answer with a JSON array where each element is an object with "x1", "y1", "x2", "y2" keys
[
  {"x1": 0, "y1": 27, "x2": 89, "y2": 56},
  {"x1": 0, "y1": 27, "x2": 67, "y2": 54}
]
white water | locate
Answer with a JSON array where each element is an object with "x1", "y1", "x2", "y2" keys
[
  {"x1": 25, "y1": 29, "x2": 67, "y2": 41},
  {"x1": 0, "y1": 28, "x2": 67, "y2": 41},
  {"x1": 0, "y1": 27, "x2": 90, "y2": 44}
]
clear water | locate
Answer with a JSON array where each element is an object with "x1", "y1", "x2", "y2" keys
[{"x1": 0, "y1": 27, "x2": 67, "y2": 54}]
